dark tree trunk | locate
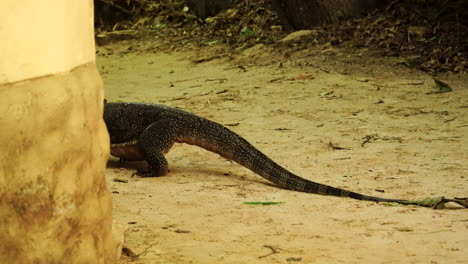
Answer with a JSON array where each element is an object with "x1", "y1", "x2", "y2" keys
[
  {"x1": 272, "y1": 0, "x2": 390, "y2": 30},
  {"x1": 187, "y1": 0, "x2": 238, "y2": 18},
  {"x1": 186, "y1": 0, "x2": 390, "y2": 30}
]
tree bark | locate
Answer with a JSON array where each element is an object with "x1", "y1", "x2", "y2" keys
[
  {"x1": 187, "y1": 0, "x2": 237, "y2": 18},
  {"x1": 272, "y1": 0, "x2": 389, "y2": 30}
]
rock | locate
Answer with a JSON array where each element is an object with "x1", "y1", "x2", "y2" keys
[
  {"x1": 276, "y1": 30, "x2": 318, "y2": 46},
  {"x1": 95, "y1": 30, "x2": 139, "y2": 46},
  {"x1": 242, "y1": 44, "x2": 266, "y2": 58}
]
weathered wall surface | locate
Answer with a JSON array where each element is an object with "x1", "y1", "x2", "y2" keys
[
  {"x1": 0, "y1": 1, "x2": 96, "y2": 83},
  {"x1": 0, "y1": 1, "x2": 117, "y2": 263}
]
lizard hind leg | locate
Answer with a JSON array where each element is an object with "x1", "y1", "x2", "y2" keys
[{"x1": 136, "y1": 119, "x2": 178, "y2": 177}]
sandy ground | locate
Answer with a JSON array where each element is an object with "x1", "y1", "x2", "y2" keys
[{"x1": 98, "y1": 41, "x2": 467, "y2": 264}]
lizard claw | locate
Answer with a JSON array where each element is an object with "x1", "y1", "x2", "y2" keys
[
  {"x1": 132, "y1": 167, "x2": 167, "y2": 177},
  {"x1": 132, "y1": 168, "x2": 152, "y2": 177}
]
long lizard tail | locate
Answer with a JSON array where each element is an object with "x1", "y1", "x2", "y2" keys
[{"x1": 176, "y1": 117, "x2": 405, "y2": 203}]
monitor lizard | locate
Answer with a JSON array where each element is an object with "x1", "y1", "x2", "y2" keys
[{"x1": 104, "y1": 102, "x2": 406, "y2": 203}]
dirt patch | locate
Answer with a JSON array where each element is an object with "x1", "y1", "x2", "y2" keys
[
  {"x1": 95, "y1": 0, "x2": 468, "y2": 73},
  {"x1": 98, "y1": 40, "x2": 467, "y2": 263}
]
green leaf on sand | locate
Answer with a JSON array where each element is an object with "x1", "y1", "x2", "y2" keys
[
  {"x1": 433, "y1": 78, "x2": 453, "y2": 93},
  {"x1": 398, "y1": 197, "x2": 444, "y2": 207},
  {"x1": 385, "y1": 196, "x2": 468, "y2": 209}
]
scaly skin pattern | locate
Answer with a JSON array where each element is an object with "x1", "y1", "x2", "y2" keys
[{"x1": 104, "y1": 102, "x2": 406, "y2": 203}]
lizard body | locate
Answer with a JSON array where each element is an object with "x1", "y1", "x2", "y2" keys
[{"x1": 104, "y1": 102, "x2": 405, "y2": 203}]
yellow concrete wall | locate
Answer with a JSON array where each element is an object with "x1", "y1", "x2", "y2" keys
[
  {"x1": 0, "y1": 0, "x2": 95, "y2": 83},
  {"x1": 0, "y1": 1, "x2": 117, "y2": 263}
]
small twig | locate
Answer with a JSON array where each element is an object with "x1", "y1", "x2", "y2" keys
[
  {"x1": 238, "y1": 65, "x2": 247, "y2": 72},
  {"x1": 258, "y1": 245, "x2": 280, "y2": 259},
  {"x1": 205, "y1": 78, "x2": 227, "y2": 83},
  {"x1": 174, "y1": 229, "x2": 191, "y2": 233},
  {"x1": 216, "y1": 89, "x2": 228, "y2": 94},
  {"x1": 161, "y1": 224, "x2": 177, "y2": 229},
  {"x1": 328, "y1": 141, "x2": 351, "y2": 150},
  {"x1": 361, "y1": 135, "x2": 375, "y2": 147},
  {"x1": 268, "y1": 77, "x2": 285, "y2": 83},
  {"x1": 403, "y1": 81, "x2": 424, "y2": 85},
  {"x1": 113, "y1": 178, "x2": 128, "y2": 183},
  {"x1": 192, "y1": 55, "x2": 222, "y2": 63},
  {"x1": 172, "y1": 77, "x2": 200, "y2": 84},
  {"x1": 224, "y1": 123, "x2": 240, "y2": 127}
]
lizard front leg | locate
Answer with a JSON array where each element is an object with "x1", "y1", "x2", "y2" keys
[{"x1": 135, "y1": 119, "x2": 179, "y2": 177}]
